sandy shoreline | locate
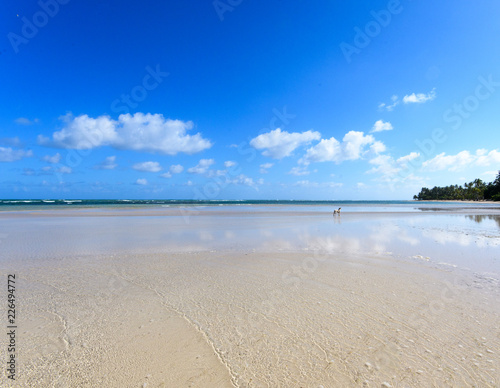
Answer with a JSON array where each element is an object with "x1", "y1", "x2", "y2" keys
[{"x1": 1, "y1": 206, "x2": 499, "y2": 387}]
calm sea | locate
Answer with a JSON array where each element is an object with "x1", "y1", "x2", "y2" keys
[{"x1": 1, "y1": 199, "x2": 499, "y2": 211}]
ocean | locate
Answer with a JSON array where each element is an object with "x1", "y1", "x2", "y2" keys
[{"x1": 1, "y1": 198, "x2": 499, "y2": 211}]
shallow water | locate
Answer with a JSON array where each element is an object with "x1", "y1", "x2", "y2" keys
[{"x1": 1, "y1": 206, "x2": 499, "y2": 277}]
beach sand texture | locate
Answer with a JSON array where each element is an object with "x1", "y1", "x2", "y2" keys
[{"x1": 0, "y1": 206, "x2": 499, "y2": 387}]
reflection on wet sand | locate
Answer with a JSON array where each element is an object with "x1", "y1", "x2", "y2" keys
[{"x1": 466, "y1": 214, "x2": 500, "y2": 228}]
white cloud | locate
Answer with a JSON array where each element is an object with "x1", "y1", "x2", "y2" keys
[
  {"x1": 422, "y1": 151, "x2": 474, "y2": 172},
  {"x1": 293, "y1": 180, "x2": 343, "y2": 188},
  {"x1": 0, "y1": 147, "x2": 33, "y2": 162},
  {"x1": 169, "y1": 164, "x2": 184, "y2": 174},
  {"x1": 15, "y1": 117, "x2": 39, "y2": 125},
  {"x1": 343, "y1": 131, "x2": 375, "y2": 160},
  {"x1": 367, "y1": 152, "x2": 421, "y2": 183},
  {"x1": 379, "y1": 89, "x2": 435, "y2": 111},
  {"x1": 188, "y1": 159, "x2": 215, "y2": 174},
  {"x1": 223, "y1": 161, "x2": 236, "y2": 168},
  {"x1": 206, "y1": 169, "x2": 227, "y2": 178},
  {"x1": 396, "y1": 152, "x2": 420, "y2": 165},
  {"x1": 136, "y1": 178, "x2": 148, "y2": 185},
  {"x1": 160, "y1": 172, "x2": 172, "y2": 178},
  {"x1": 368, "y1": 154, "x2": 400, "y2": 176},
  {"x1": 370, "y1": 141, "x2": 386, "y2": 154},
  {"x1": 250, "y1": 128, "x2": 321, "y2": 159},
  {"x1": 379, "y1": 95, "x2": 399, "y2": 111},
  {"x1": 42, "y1": 153, "x2": 61, "y2": 164},
  {"x1": 357, "y1": 182, "x2": 367, "y2": 189},
  {"x1": 422, "y1": 149, "x2": 500, "y2": 171},
  {"x1": 57, "y1": 166, "x2": 72, "y2": 174},
  {"x1": 300, "y1": 137, "x2": 340, "y2": 164},
  {"x1": 371, "y1": 120, "x2": 393, "y2": 133},
  {"x1": 260, "y1": 163, "x2": 273, "y2": 174},
  {"x1": 403, "y1": 88, "x2": 436, "y2": 104},
  {"x1": 230, "y1": 174, "x2": 260, "y2": 187},
  {"x1": 132, "y1": 161, "x2": 162, "y2": 172},
  {"x1": 476, "y1": 150, "x2": 500, "y2": 166},
  {"x1": 95, "y1": 156, "x2": 117, "y2": 170},
  {"x1": 38, "y1": 113, "x2": 117, "y2": 149},
  {"x1": 288, "y1": 166, "x2": 310, "y2": 176},
  {"x1": 38, "y1": 113, "x2": 212, "y2": 155},
  {"x1": 300, "y1": 131, "x2": 376, "y2": 165}
]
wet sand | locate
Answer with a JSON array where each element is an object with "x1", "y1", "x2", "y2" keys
[{"x1": 0, "y1": 206, "x2": 499, "y2": 387}]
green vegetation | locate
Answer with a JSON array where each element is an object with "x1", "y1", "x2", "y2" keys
[{"x1": 413, "y1": 171, "x2": 500, "y2": 201}]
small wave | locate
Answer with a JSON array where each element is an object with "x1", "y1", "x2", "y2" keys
[{"x1": 438, "y1": 262, "x2": 457, "y2": 268}]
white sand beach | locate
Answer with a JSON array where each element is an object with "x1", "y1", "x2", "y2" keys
[{"x1": 1, "y1": 205, "x2": 499, "y2": 387}]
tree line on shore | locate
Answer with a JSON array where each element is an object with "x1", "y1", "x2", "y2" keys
[{"x1": 413, "y1": 171, "x2": 500, "y2": 201}]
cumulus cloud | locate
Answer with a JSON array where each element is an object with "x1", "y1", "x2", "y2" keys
[
  {"x1": 370, "y1": 141, "x2": 386, "y2": 154},
  {"x1": 42, "y1": 153, "x2": 61, "y2": 164},
  {"x1": 371, "y1": 120, "x2": 393, "y2": 133},
  {"x1": 169, "y1": 164, "x2": 184, "y2": 174},
  {"x1": 38, "y1": 113, "x2": 212, "y2": 155},
  {"x1": 422, "y1": 151, "x2": 474, "y2": 172},
  {"x1": 132, "y1": 161, "x2": 162, "y2": 172},
  {"x1": 15, "y1": 117, "x2": 39, "y2": 125},
  {"x1": 368, "y1": 155, "x2": 401, "y2": 176},
  {"x1": 288, "y1": 166, "x2": 310, "y2": 176},
  {"x1": 475, "y1": 149, "x2": 500, "y2": 166},
  {"x1": 94, "y1": 156, "x2": 118, "y2": 170},
  {"x1": 188, "y1": 159, "x2": 215, "y2": 174},
  {"x1": 422, "y1": 149, "x2": 500, "y2": 171},
  {"x1": 403, "y1": 88, "x2": 436, "y2": 104},
  {"x1": 299, "y1": 131, "x2": 376, "y2": 165},
  {"x1": 260, "y1": 163, "x2": 273, "y2": 174},
  {"x1": 250, "y1": 128, "x2": 321, "y2": 159},
  {"x1": 367, "y1": 152, "x2": 421, "y2": 182},
  {"x1": 162, "y1": 163, "x2": 185, "y2": 178},
  {"x1": 0, "y1": 147, "x2": 33, "y2": 162},
  {"x1": 224, "y1": 161, "x2": 236, "y2": 168},
  {"x1": 136, "y1": 178, "x2": 148, "y2": 185}
]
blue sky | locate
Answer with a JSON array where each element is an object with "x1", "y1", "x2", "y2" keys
[{"x1": 1, "y1": 0, "x2": 500, "y2": 200}]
